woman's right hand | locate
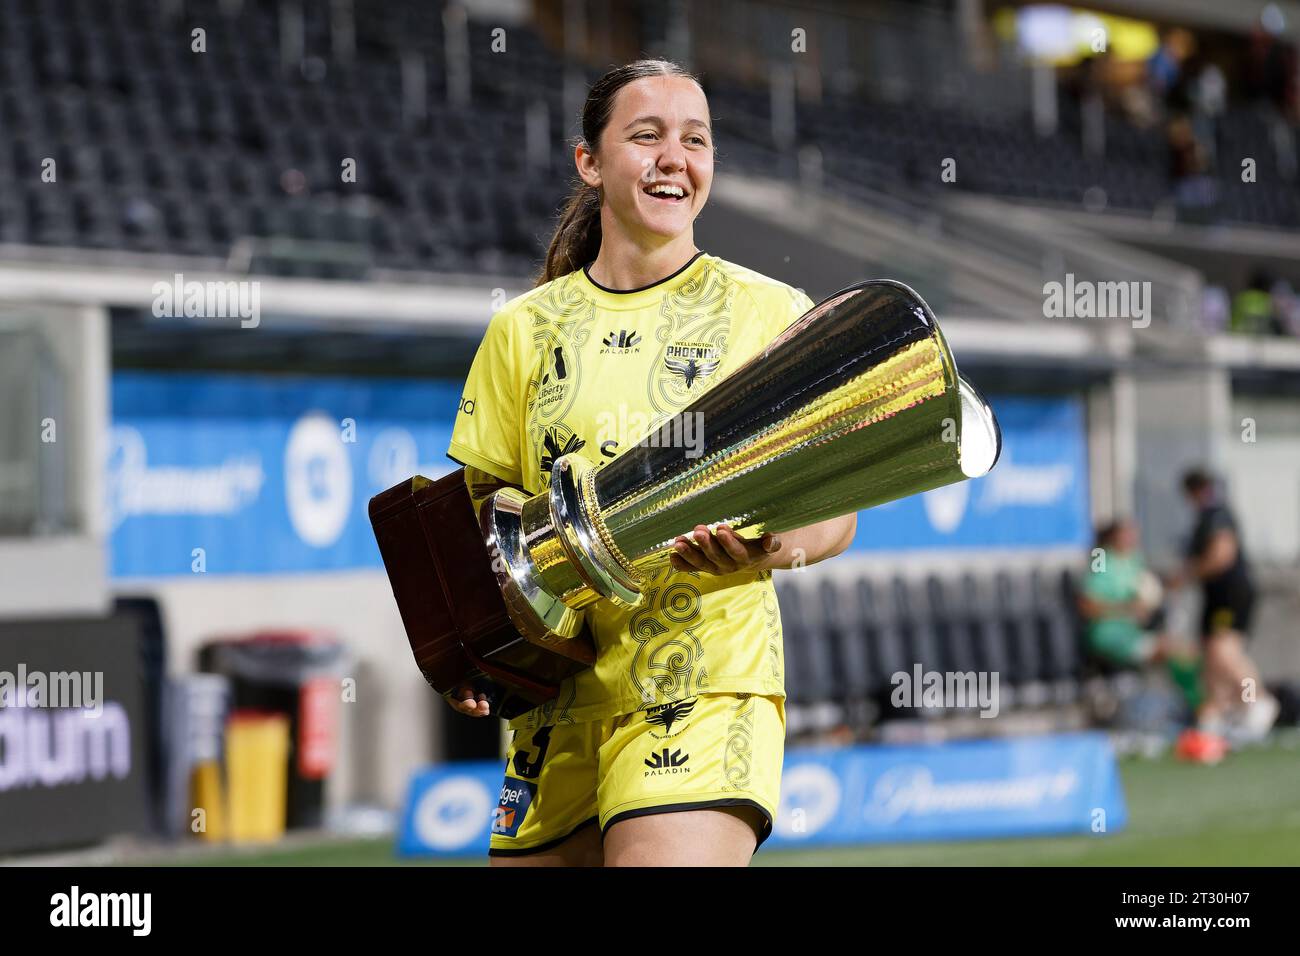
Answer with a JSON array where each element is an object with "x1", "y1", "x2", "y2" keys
[{"x1": 445, "y1": 684, "x2": 491, "y2": 717}]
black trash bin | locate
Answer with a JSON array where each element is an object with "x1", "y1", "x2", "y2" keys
[{"x1": 200, "y1": 631, "x2": 346, "y2": 831}]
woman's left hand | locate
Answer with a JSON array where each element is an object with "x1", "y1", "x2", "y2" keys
[{"x1": 669, "y1": 524, "x2": 781, "y2": 576}]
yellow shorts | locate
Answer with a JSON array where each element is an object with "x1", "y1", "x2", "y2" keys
[{"x1": 488, "y1": 692, "x2": 786, "y2": 857}]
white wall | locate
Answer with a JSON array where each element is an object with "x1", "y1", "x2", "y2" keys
[
  {"x1": 0, "y1": 304, "x2": 110, "y2": 618},
  {"x1": 1227, "y1": 394, "x2": 1300, "y2": 565}
]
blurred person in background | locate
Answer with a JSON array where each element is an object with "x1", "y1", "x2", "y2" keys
[
  {"x1": 1169, "y1": 469, "x2": 1280, "y2": 749},
  {"x1": 1147, "y1": 27, "x2": 1195, "y2": 114},
  {"x1": 1245, "y1": 10, "x2": 1299, "y2": 180},
  {"x1": 1166, "y1": 113, "x2": 1217, "y2": 215},
  {"x1": 1078, "y1": 518, "x2": 1202, "y2": 713},
  {"x1": 1188, "y1": 56, "x2": 1227, "y2": 168},
  {"x1": 1200, "y1": 284, "x2": 1231, "y2": 334},
  {"x1": 1161, "y1": 40, "x2": 1218, "y2": 221},
  {"x1": 1231, "y1": 270, "x2": 1278, "y2": 335},
  {"x1": 1267, "y1": 276, "x2": 1300, "y2": 336}
]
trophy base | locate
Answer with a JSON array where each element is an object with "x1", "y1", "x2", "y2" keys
[
  {"x1": 368, "y1": 470, "x2": 596, "y2": 721},
  {"x1": 480, "y1": 453, "x2": 643, "y2": 651}
]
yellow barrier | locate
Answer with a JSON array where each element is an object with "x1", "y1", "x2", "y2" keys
[{"x1": 224, "y1": 712, "x2": 290, "y2": 843}]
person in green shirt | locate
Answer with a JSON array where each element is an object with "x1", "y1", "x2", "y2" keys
[
  {"x1": 1078, "y1": 518, "x2": 1202, "y2": 709},
  {"x1": 1230, "y1": 271, "x2": 1277, "y2": 335}
]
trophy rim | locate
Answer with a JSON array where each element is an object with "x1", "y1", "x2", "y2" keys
[
  {"x1": 957, "y1": 377, "x2": 1003, "y2": 477},
  {"x1": 480, "y1": 486, "x2": 590, "y2": 648},
  {"x1": 549, "y1": 453, "x2": 642, "y2": 608}
]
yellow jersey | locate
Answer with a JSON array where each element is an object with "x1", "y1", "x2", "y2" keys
[{"x1": 447, "y1": 250, "x2": 815, "y2": 730}]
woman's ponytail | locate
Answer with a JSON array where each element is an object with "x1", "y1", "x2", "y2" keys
[{"x1": 538, "y1": 181, "x2": 603, "y2": 286}]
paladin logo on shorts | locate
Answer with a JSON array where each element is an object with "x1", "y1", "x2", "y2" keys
[
  {"x1": 644, "y1": 748, "x2": 691, "y2": 776},
  {"x1": 491, "y1": 778, "x2": 536, "y2": 837},
  {"x1": 644, "y1": 697, "x2": 696, "y2": 739}
]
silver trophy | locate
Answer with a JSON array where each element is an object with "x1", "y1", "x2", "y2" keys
[{"x1": 482, "y1": 279, "x2": 1001, "y2": 652}]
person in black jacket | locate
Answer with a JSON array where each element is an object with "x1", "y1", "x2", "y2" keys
[{"x1": 1171, "y1": 469, "x2": 1279, "y2": 743}]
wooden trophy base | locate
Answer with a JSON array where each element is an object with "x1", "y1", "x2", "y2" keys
[{"x1": 368, "y1": 470, "x2": 595, "y2": 721}]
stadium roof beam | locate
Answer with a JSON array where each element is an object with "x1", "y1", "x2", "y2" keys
[{"x1": 0, "y1": 249, "x2": 525, "y2": 333}]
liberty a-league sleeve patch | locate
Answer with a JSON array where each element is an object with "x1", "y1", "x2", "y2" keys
[{"x1": 491, "y1": 777, "x2": 536, "y2": 837}]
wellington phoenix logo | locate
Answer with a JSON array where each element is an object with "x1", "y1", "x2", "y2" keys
[
  {"x1": 663, "y1": 341, "x2": 720, "y2": 390},
  {"x1": 645, "y1": 698, "x2": 697, "y2": 739}
]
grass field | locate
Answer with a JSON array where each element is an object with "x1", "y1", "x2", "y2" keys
[{"x1": 136, "y1": 739, "x2": 1300, "y2": 867}]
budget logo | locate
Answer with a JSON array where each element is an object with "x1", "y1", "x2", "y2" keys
[{"x1": 492, "y1": 778, "x2": 536, "y2": 837}]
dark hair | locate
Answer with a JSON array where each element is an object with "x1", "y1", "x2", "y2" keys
[
  {"x1": 536, "y1": 58, "x2": 705, "y2": 287},
  {"x1": 1182, "y1": 468, "x2": 1214, "y2": 494},
  {"x1": 1248, "y1": 270, "x2": 1274, "y2": 291},
  {"x1": 1094, "y1": 518, "x2": 1127, "y2": 548}
]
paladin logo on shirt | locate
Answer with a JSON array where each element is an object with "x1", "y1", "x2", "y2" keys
[
  {"x1": 645, "y1": 748, "x2": 691, "y2": 775},
  {"x1": 645, "y1": 698, "x2": 697, "y2": 739},
  {"x1": 663, "y1": 342, "x2": 721, "y2": 390},
  {"x1": 601, "y1": 330, "x2": 642, "y2": 354}
]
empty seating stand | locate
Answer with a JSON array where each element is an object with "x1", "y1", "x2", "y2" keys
[
  {"x1": 3, "y1": 0, "x2": 1292, "y2": 281},
  {"x1": 775, "y1": 563, "x2": 1090, "y2": 743},
  {"x1": 0, "y1": 0, "x2": 580, "y2": 277}
]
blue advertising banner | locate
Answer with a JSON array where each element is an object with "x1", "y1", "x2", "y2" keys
[
  {"x1": 848, "y1": 395, "x2": 1091, "y2": 551},
  {"x1": 396, "y1": 732, "x2": 1127, "y2": 857},
  {"x1": 770, "y1": 732, "x2": 1127, "y2": 847},
  {"x1": 108, "y1": 371, "x2": 460, "y2": 577},
  {"x1": 107, "y1": 373, "x2": 1088, "y2": 576}
]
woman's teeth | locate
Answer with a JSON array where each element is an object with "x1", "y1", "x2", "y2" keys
[{"x1": 645, "y1": 184, "x2": 686, "y2": 201}]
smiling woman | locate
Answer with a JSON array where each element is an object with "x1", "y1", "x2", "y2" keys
[
  {"x1": 445, "y1": 58, "x2": 856, "y2": 868},
  {"x1": 537, "y1": 59, "x2": 714, "y2": 290}
]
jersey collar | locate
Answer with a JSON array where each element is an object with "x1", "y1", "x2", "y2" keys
[{"x1": 577, "y1": 251, "x2": 709, "y2": 309}]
